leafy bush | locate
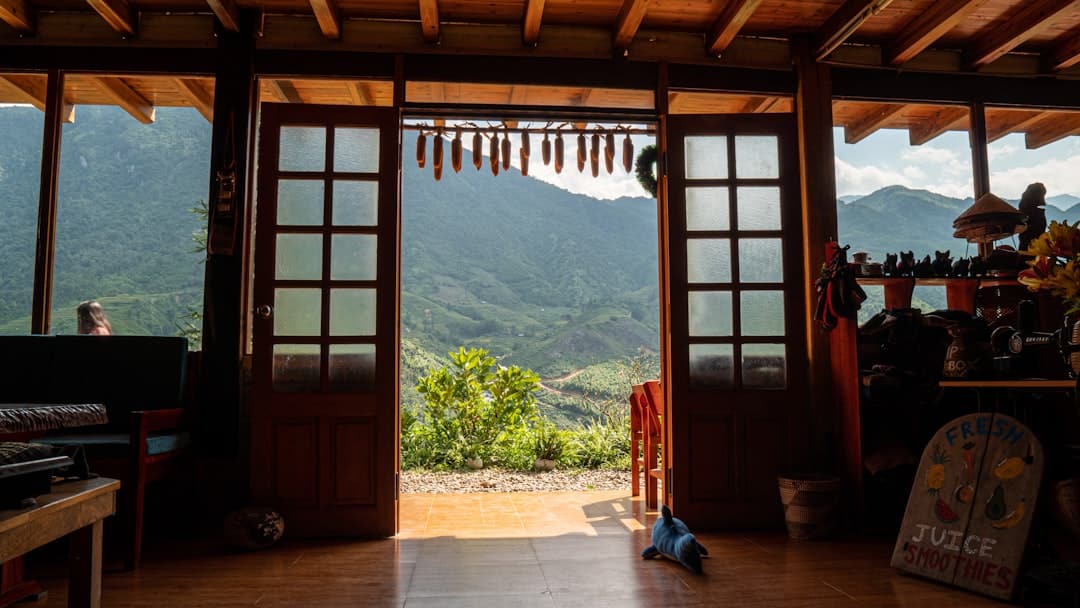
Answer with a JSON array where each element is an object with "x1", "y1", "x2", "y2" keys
[{"x1": 533, "y1": 420, "x2": 569, "y2": 461}]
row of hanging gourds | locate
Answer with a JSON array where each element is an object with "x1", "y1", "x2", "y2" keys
[{"x1": 415, "y1": 128, "x2": 635, "y2": 181}]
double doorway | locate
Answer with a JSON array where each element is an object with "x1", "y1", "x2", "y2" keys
[{"x1": 247, "y1": 83, "x2": 809, "y2": 536}]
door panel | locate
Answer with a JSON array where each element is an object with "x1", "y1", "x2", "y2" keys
[
  {"x1": 667, "y1": 114, "x2": 807, "y2": 529},
  {"x1": 252, "y1": 103, "x2": 399, "y2": 537}
]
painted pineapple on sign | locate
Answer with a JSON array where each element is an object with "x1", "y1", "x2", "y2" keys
[{"x1": 892, "y1": 413, "x2": 1043, "y2": 601}]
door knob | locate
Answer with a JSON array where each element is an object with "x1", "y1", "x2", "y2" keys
[{"x1": 255, "y1": 304, "x2": 273, "y2": 320}]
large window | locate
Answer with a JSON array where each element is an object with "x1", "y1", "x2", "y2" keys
[
  {"x1": 0, "y1": 73, "x2": 46, "y2": 334},
  {"x1": 51, "y1": 75, "x2": 213, "y2": 343}
]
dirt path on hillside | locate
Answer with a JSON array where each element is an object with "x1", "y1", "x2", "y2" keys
[{"x1": 538, "y1": 368, "x2": 585, "y2": 396}]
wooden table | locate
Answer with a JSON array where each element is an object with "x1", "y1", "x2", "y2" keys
[{"x1": 0, "y1": 478, "x2": 119, "y2": 608}]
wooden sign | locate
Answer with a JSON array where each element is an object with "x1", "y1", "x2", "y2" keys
[{"x1": 891, "y1": 413, "x2": 1043, "y2": 600}]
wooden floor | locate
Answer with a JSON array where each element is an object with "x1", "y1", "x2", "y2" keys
[{"x1": 26, "y1": 490, "x2": 1010, "y2": 607}]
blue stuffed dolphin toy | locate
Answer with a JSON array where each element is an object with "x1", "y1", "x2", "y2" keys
[{"x1": 641, "y1": 505, "x2": 708, "y2": 574}]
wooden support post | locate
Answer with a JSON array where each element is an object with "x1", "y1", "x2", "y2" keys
[
  {"x1": 655, "y1": 62, "x2": 672, "y2": 511},
  {"x1": 30, "y1": 69, "x2": 63, "y2": 335},
  {"x1": 969, "y1": 101, "x2": 992, "y2": 259},
  {"x1": 793, "y1": 36, "x2": 840, "y2": 473}
]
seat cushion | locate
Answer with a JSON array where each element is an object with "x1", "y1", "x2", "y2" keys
[{"x1": 40, "y1": 432, "x2": 191, "y2": 457}]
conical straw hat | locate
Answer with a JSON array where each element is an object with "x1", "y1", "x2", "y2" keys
[{"x1": 953, "y1": 192, "x2": 1023, "y2": 227}]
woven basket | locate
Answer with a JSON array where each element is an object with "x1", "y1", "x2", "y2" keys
[
  {"x1": 1053, "y1": 477, "x2": 1080, "y2": 542},
  {"x1": 778, "y1": 474, "x2": 842, "y2": 541}
]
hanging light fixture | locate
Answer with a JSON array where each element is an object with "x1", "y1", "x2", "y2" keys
[
  {"x1": 432, "y1": 129, "x2": 444, "y2": 181},
  {"x1": 542, "y1": 131, "x2": 551, "y2": 166},
  {"x1": 577, "y1": 133, "x2": 587, "y2": 173},
  {"x1": 416, "y1": 130, "x2": 427, "y2": 169},
  {"x1": 472, "y1": 131, "x2": 483, "y2": 170},
  {"x1": 622, "y1": 131, "x2": 634, "y2": 173},
  {"x1": 554, "y1": 131, "x2": 564, "y2": 174},
  {"x1": 452, "y1": 127, "x2": 463, "y2": 173}
]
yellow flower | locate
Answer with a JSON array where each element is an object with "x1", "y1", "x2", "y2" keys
[{"x1": 1022, "y1": 221, "x2": 1080, "y2": 313}]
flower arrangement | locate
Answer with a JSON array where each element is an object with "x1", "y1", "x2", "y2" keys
[{"x1": 1018, "y1": 220, "x2": 1080, "y2": 313}]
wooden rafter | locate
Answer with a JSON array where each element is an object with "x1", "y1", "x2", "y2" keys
[
  {"x1": 815, "y1": 0, "x2": 893, "y2": 62},
  {"x1": 509, "y1": 86, "x2": 528, "y2": 105},
  {"x1": 86, "y1": 0, "x2": 136, "y2": 36},
  {"x1": 987, "y1": 110, "x2": 1047, "y2": 142},
  {"x1": 740, "y1": 96, "x2": 771, "y2": 113},
  {"x1": 966, "y1": 0, "x2": 1077, "y2": 68},
  {"x1": 908, "y1": 106, "x2": 967, "y2": 145},
  {"x1": 174, "y1": 78, "x2": 213, "y2": 122},
  {"x1": 0, "y1": 75, "x2": 45, "y2": 110},
  {"x1": 885, "y1": 0, "x2": 982, "y2": 65},
  {"x1": 707, "y1": 0, "x2": 764, "y2": 57},
  {"x1": 580, "y1": 88, "x2": 601, "y2": 107},
  {"x1": 668, "y1": 92, "x2": 683, "y2": 113},
  {"x1": 205, "y1": 0, "x2": 239, "y2": 32},
  {"x1": 91, "y1": 76, "x2": 154, "y2": 123},
  {"x1": 268, "y1": 79, "x2": 302, "y2": 104},
  {"x1": 522, "y1": 0, "x2": 546, "y2": 47},
  {"x1": 1047, "y1": 29, "x2": 1080, "y2": 71},
  {"x1": 613, "y1": 0, "x2": 651, "y2": 53},
  {"x1": 347, "y1": 81, "x2": 373, "y2": 106},
  {"x1": 309, "y1": 0, "x2": 341, "y2": 39},
  {"x1": 1024, "y1": 113, "x2": 1080, "y2": 148},
  {"x1": 0, "y1": 0, "x2": 35, "y2": 33},
  {"x1": 61, "y1": 103, "x2": 75, "y2": 123},
  {"x1": 844, "y1": 103, "x2": 906, "y2": 144},
  {"x1": 419, "y1": 0, "x2": 439, "y2": 44}
]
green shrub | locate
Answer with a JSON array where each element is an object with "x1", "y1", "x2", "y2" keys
[{"x1": 533, "y1": 420, "x2": 568, "y2": 461}]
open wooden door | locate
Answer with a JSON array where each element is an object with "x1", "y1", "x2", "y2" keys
[
  {"x1": 665, "y1": 114, "x2": 808, "y2": 528},
  {"x1": 251, "y1": 103, "x2": 400, "y2": 537}
]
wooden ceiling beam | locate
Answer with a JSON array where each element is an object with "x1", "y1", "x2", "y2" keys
[
  {"x1": 815, "y1": 0, "x2": 893, "y2": 62},
  {"x1": 706, "y1": 0, "x2": 764, "y2": 57},
  {"x1": 86, "y1": 0, "x2": 136, "y2": 36},
  {"x1": 419, "y1": 0, "x2": 439, "y2": 44},
  {"x1": 205, "y1": 0, "x2": 240, "y2": 32},
  {"x1": 1024, "y1": 113, "x2": 1080, "y2": 148},
  {"x1": 347, "y1": 81, "x2": 373, "y2": 106},
  {"x1": 268, "y1": 79, "x2": 302, "y2": 104},
  {"x1": 90, "y1": 76, "x2": 154, "y2": 123},
  {"x1": 309, "y1": 0, "x2": 341, "y2": 39},
  {"x1": 844, "y1": 103, "x2": 906, "y2": 144},
  {"x1": 987, "y1": 110, "x2": 1048, "y2": 142},
  {"x1": 0, "y1": 0, "x2": 35, "y2": 33},
  {"x1": 61, "y1": 103, "x2": 75, "y2": 123},
  {"x1": 522, "y1": 0, "x2": 545, "y2": 47},
  {"x1": 740, "y1": 96, "x2": 770, "y2": 113},
  {"x1": 885, "y1": 0, "x2": 982, "y2": 65},
  {"x1": 966, "y1": 0, "x2": 1077, "y2": 68},
  {"x1": 509, "y1": 85, "x2": 529, "y2": 105},
  {"x1": 613, "y1": 0, "x2": 651, "y2": 53},
  {"x1": 174, "y1": 78, "x2": 213, "y2": 122},
  {"x1": 0, "y1": 75, "x2": 45, "y2": 110},
  {"x1": 908, "y1": 106, "x2": 968, "y2": 145},
  {"x1": 1047, "y1": 28, "x2": 1080, "y2": 71}
]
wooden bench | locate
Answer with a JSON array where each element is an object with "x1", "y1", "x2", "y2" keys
[{"x1": 0, "y1": 478, "x2": 119, "y2": 608}]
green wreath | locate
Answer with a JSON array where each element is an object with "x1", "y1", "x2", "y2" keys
[{"x1": 635, "y1": 144, "x2": 658, "y2": 198}]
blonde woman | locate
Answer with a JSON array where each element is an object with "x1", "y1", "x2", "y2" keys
[{"x1": 77, "y1": 300, "x2": 112, "y2": 335}]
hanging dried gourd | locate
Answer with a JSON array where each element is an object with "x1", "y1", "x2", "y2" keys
[
  {"x1": 489, "y1": 132, "x2": 500, "y2": 176},
  {"x1": 520, "y1": 147, "x2": 529, "y2": 176},
  {"x1": 501, "y1": 131, "x2": 511, "y2": 171},
  {"x1": 622, "y1": 132, "x2": 634, "y2": 173},
  {"x1": 416, "y1": 131, "x2": 427, "y2": 169},
  {"x1": 472, "y1": 131, "x2": 483, "y2": 170},
  {"x1": 554, "y1": 132, "x2": 565, "y2": 174},
  {"x1": 542, "y1": 132, "x2": 551, "y2": 166},
  {"x1": 604, "y1": 132, "x2": 615, "y2": 174},
  {"x1": 452, "y1": 128, "x2": 463, "y2": 173},
  {"x1": 590, "y1": 132, "x2": 600, "y2": 177},
  {"x1": 577, "y1": 133, "x2": 587, "y2": 172},
  {"x1": 432, "y1": 130, "x2": 444, "y2": 181}
]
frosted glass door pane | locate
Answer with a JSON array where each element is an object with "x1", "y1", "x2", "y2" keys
[
  {"x1": 738, "y1": 239, "x2": 783, "y2": 283},
  {"x1": 335, "y1": 127, "x2": 379, "y2": 173},
  {"x1": 275, "y1": 234, "x2": 323, "y2": 280},
  {"x1": 734, "y1": 136, "x2": 779, "y2": 178},
  {"x1": 740, "y1": 291, "x2": 785, "y2": 336},
  {"x1": 277, "y1": 180, "x2": 324, "y2": 226},
  {"x1": 742, "y1": 344, "x2": 786, "y2": 388},
  {"x1": 331, "y1": 235, "x2": 377, "y2": 280},
  {"x1": 689, "y1": 291, "x2": 732, "y2": 336},
  {"x1": 687, "y1": 239, "x2": 731, "y2": 283},
  {"x1": 273, "y1": 344, "x2": 321, "y2": 392},
  {"x1": 736, "y1": 187, "x2": 781, "y2": 230},
  {"x1": 684, "y1": 136, "x2": 728, "y2": 179},
  {"x1": 333, "y1": 180, "x2": 378, "y2": 226},
  {"x1": 690, "y1": 344, "x2": 734, "y2": 388},
  {"x1": 685, "y1": 187, "x2": 729, "y2": 231},
  {"x1": 274, "y1": 288, "x2": 321, "y2": 336},
  {"x1": 329, "y1": 344, "x2": 376, "y2": 389},
  {"x1": 279, "y1": 127, "x2": 325, "y2": 172},
  {"x1": 330, "y1": 289, "x2": 376, "y2": 336}
]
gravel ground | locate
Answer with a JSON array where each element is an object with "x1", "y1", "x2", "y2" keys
[{"x1": 401, "y1": 469, "x2": 631, "y2": 493}]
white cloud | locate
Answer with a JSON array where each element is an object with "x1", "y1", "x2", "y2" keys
[
  {"x1": 835, "y1": 157, "x2": 909, "y2": 195},
  {"x1": 988, "y1": 143, "x2": 1018, "y2": 161},
  {"x1": 900, "y1": 146, "x2": 958, "y2": 164},
  {"x1": 990, "y1": 154, "x2": 1080, "y2": 200}
]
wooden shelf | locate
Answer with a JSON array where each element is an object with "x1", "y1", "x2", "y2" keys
[
  {"x1": 939, "y1": 379, "x2": 1075, "y2": 389},
  {"x1": 854, "y1": 276, "x2": 1022, "y2": 313},
  {"x1": 856, "y1": 276, "x2": 1019, "y2": 287}
]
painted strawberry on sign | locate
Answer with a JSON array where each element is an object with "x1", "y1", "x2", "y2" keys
[{"x1": 927, "y1": 444, "x2": 959, "y2": 523}]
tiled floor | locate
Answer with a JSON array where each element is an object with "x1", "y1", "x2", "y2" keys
[{"x1": 28, "y1": 490, "x2": 1012, "y2": 607}]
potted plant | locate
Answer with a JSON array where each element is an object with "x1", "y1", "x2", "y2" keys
[{"x1": 533, "y1": 421, "x2": 565, "y2": 472}]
